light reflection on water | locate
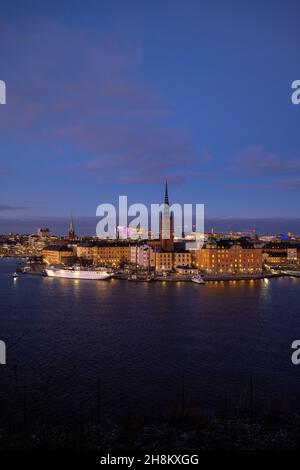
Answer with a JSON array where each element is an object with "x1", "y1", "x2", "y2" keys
[{"x1": 0, "y1": 258, "x2": 300, "y2": 426}]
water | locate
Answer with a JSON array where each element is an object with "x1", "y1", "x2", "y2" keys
[{"x1": 0, "y1": 258, "x2": 300, "y2": 426}]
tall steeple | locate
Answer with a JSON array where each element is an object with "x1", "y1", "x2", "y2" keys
[
  {"x1": 164, "y1": 180, "x2": 169, "y2": 205},
  {"x1": 68, "y1": 215, "x2": 75, "y2": 241},
  {"x1": 160, "y1": 181, "x2": 174, "y2": 252}
]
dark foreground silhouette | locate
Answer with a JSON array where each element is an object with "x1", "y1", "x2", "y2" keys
[{"x1": 1, "y1": 412, "x2": 300, "y2": 450}]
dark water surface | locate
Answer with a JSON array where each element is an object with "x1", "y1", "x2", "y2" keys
[{"x1": 0, "y1": 258, "x2": 300, "y2": 426}]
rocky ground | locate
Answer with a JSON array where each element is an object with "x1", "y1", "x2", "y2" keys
[{"x1": 0, "y1": 412, "x2": 299, "y2": 450}]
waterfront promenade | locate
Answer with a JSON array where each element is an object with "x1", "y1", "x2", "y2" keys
[{"x1": 15, "y1": 260, "x2": 283, "y2": 282}]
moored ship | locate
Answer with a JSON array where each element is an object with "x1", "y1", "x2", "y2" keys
[
  {"x1": 191, "y1": 273, "x2": 205, "y2": 284},
  {"x1": 282, "y1": 269, "x2": 300, "y2": 277},
  {"x1": 45, "y1": 265, "x2": 112, "y2": 280}
]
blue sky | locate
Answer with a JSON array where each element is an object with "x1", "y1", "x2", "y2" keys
[{"x1": 0, "y1": 0, "x2": 300, "y2": 221}]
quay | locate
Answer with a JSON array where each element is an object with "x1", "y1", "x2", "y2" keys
[
  {"x1": 17, "y1": 263, "x2": 284, "y2": 283},
  {"x1": 203, "y1": 272, "x2": 282, "y2": 282}
]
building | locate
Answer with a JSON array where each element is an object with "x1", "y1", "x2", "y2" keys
[
  {"x1": 287, "y1": 248, "x2": 298, "y2": 263},
  {"x1": 76, "y1": 243, "x2": 94, "y2": 261},
  {"x1": 160, "y1": 182, "x2": 174, "y2": 252},
  {"x1": 263, "y1": 252, "x2": 287, "y2": 266},
  {"x1": 126, "y1": 184, "x2": 190, "y2": 272},
  {"x1": 129, "y1": 244, "x2": 191, "y2": 272},
  {"x1": 130, "y1": 244, "x2": 155, "y2": 269},
  {"x1": 92, "y1": 242, "x2": 132, "y2": 267},
  {"x1": 195, "y1": 238, "x2": 262, "y2": 275},
  {"x1": 175, "y1": 265, "x2": 198, "y2": 275},
  {"x1": 262, "y1": 242, "x2": 300, "y2": 266},
  {"x1": 37, "y1": 227, "x2": 51, "y2": 238},
  {"x1": 42, "y1": 245, "x2": 75, "y2": 265},
  {"x1": 29, "y1": 235, "x2": 50, "y2": 252},
  {"x1": 117, "y1": 226, "x2": 148, "y2": 240},
  {"x1": 154, "y1": 251, "x2": 173, "y2": 272},
  {"x1": 129, "y1": 246, "x2": 192, "y2": 272},
  {"x1": 68, "y1": 217, "x2": 75, "y2": 241},
  {"x1": 174, "y1": 251, "x2": 192, "y2": 267}
]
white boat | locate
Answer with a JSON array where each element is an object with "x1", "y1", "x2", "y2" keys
[
  {"x1": 282, "y1": 270, "x2": 300, "y2": 277},
  {"x1": 191, "y1": 274, "x2": 205, "y2": 284},
  {"x1": 45, "y1": 265, "x2": 112, "y2": 280}
]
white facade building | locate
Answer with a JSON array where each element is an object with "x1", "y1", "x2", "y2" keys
[{"x1": 130, "y1": 245, "x2": 155, "y2": 268}]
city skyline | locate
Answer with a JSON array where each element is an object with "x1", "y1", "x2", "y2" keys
[
  {"x1": 2, "y1": 215, "x2": 300, "y2": 237},
  {"x1": 1, "y1": 180, "x2": 300, "y2": 237},
  {"x1": 1, "y1": 0, "x2": 300, "y2": 220}
]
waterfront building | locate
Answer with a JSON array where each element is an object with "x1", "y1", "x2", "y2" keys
[
  {"x1": 92, "y1": 242, "x2": 132, "y2": 267},
  {"x1": 195, "y1": 238, "x2": 262, "y2": 275},
  {"x1": 174, "y1": 251, "x2": 192, "y2": 267},
  {"x1": 263, "y1": 252, "x2": 287, "y2": 266},
  {"x1": 154, "y1": 251, "x2": 173, "y2": 272},
  {"x1": 287, "y1": 247, "x2": 298, "y2": 263},
  {"x1": 130, "y1": 245, "x2": 155, "y2": 269},
  {"x1": 76, "y1": 243, "x2": 94, "y2": 261},
  {"x1": 42, "y1": 245, "x2": 75, "y2": 265},
  {"x1": 129, "y1": 247, "x2": 192, "y2": 272},
  {"x1": 262, "y1": 242, "x2": 300, "y2": 266},
  {"x1": 129, "y1": 244, "x2": 192, "y2": 272},
  {"x1": 175, "y1": 265, "x2": 198, "y2": 275}
]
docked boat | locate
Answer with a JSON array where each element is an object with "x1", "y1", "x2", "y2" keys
[
  {"x1": 282, "y1": 270, "x2": 300, "y2": 277},
  {"x1": 128, "y1": 273, "x2": 153, "y2": 282},
  {"x1": 191, "y1": 274, "x2": 205, "y2": 284},
  {"x1": 45, "y1": 265, "x2": 112, "y2": 280}
]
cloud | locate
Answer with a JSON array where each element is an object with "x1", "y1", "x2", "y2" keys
[
  {"x1": 69, "y1": 123, "x2": 197, "y2": 184},
  {"x1": 117, "y1": 174, "x2": 185, "y2": 185},
  {"x1": 225, "y1": 178, "x2": 300, "y2": 192},
  {"x1": 227, "y1": 146, "x2": 300, "y2": 175},
  {"x1": 224, "y1": 183, "x2": 256, "y2": 190},
  {"x1": 0, "y1": 20, "x2": 197, "y2": 185},
  {"x1": 0, "y1": 204, "x2": 28, "y2": 211},
  {"x1": 0, "y1": 170, "x2": 11, "y2": 176},
  {"x1": 270, "y1": 179, "x2": 300, "y2": 191}
]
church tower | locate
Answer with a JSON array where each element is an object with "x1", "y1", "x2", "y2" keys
[
  {"x1": 160, "y1": 181, "x2": 174, "y2": 252},
  {"x1": 68, "y1": 216, "x2": 75, "y2": 241}
]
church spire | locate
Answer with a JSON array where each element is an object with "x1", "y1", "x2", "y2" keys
[
  {"x1": 160, "y1": 181, "x2": 174, "y2": 252},
  {"x1": 69, "y1": 215, "x2": 74, "y2": 232},
  {"x1": 69, "y1": 215, "x2": 75, "y2": 240},
  {"x1": 164, "y1": 180, "x2": 169, "y2": 205}
]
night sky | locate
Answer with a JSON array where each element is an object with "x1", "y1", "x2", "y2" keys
[{"x1": 0, "y1": 0, "x2": 300, "y2": 228}]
